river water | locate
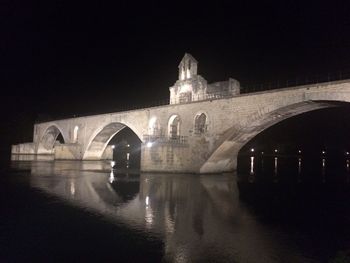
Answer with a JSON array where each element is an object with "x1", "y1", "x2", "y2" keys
[{"x1": 1, "y1": 155, "x2": 349, "y2": 262}]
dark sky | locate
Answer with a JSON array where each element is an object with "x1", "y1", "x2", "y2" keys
[{"x1": 2, "y1": 0, "x2": 350, "y2": 146}]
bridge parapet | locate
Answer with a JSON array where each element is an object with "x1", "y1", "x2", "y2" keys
[
  {"x1": 143, "y1": 135, "x2": 188, "y2": 146},
  {"x1": 170, "y1": 90, "x2": 236, "y2": 104}
]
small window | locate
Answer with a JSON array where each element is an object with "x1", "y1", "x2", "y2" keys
[{"x1": 194, "y1": 113, "x2": 207, "y2": 134}]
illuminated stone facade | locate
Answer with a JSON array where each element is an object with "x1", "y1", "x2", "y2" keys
[
  {"x1": 169, "y1": 53, "x2": 240, "y2": 104},
  {"x1": 11, "y1": 53, "x2": 350, "y2": 173}
]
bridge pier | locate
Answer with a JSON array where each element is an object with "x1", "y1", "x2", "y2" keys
[
  {"x1": 11, "y1": 143, "x2": 114, "y2": 161},
  {"x1": 11, "y1": 143, "x2": 36, "y2": 155},
  {"x1": 54, "y1": 144, "x2": 83, "y2": 160},
  {"x1": 199, "y1": 141, "x2": 240, "y2": 173},
  {"x1": 141, "y1": 143, "x2": 196, "y2": 173}
]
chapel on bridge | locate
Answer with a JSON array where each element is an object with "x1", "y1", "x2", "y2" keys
[{"x1": 169, "y1": 53, "x2": 241, "y2": 104}]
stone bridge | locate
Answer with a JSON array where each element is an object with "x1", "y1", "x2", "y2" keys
[{"x1": 12, "y1": 54, "x2": 350, "y2": 173}]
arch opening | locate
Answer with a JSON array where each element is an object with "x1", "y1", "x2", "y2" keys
[
  {"x1": 83, "y1": 122, "x2": 142, "y2": 168},
  {"x1": 56, "y1": 133, "x2": 64, "y2": 144},
  {"x1": 168, "y1": 115, "x2": 181, "y2": 139},
  {"x1": 38, "y1": 125, "x2": 65, "y2": 154},
  {"x1": 108, "y1": 127, "x2": 142, "y2": 169},
  {"x1": 200, "y1": 101, "x2": 350, "y2": 174},
  {"x1": 237, "y1": 104, "x2": 350, "y2": 182},
  {"x1": 194, "y1": 113, "x2": 208, "y2": 134}
]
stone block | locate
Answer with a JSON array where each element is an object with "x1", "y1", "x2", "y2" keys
[{"x1": 54, "y1": 144, "x2": 82, "y2": 160}]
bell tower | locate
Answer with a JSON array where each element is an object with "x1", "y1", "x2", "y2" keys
[
  {"x1": 178, "y1": 53, "x2": 198, "y2": 80},
  {"x1": 170, "y1": 53, "x2": 208, "y2": 104}
]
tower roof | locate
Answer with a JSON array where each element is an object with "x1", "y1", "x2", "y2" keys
[{"x1": 178, "y1": 53, "x2": 198, "y2": 68}]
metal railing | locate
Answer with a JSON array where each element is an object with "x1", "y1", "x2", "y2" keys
[
  {"x1": 143, "y1": 134, "x2": 188, "y2": 145},
  {"x1": 35, "y1": 98, "x2": 171, "y2": 123},
  {"x1": 242, "y1": 69, "x2": 350, "y2": 93},
  {"x1": 193, "y1": 124, "x2": 208, "y2": 135},
  {"x1": 169, "y1": 91, "x2": 236, "y2": 104}
]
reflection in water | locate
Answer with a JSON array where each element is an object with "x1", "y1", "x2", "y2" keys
[
  {"x1": 70, "y1": 180, "x2": 75, "y2": 196},
  {"x1": 273, "y1": 157, "x2": 278, "y2": 182},
  {"x1": 298, "y1": 158, "x2": 302, "y2": 174},
  {"x1": 145, "y1": 198, "x2": 153, "y2": 228},
  {"x1": 321, "y1": 158, "x2": 326, "y2": 183},
  {"x1": 109, "y1": 170, "x2": 115, "y2": 183},
  {"x1": 250, "y1": 156, "x2": 254, "y2": 174},
  {"x1": 347, "y1": 160, "x2": 350, "y2": 183},
  {"x1": 249, "y1": 156, "x2": 255, "y2": 183},
  {"x1": 9, "y1": 160, "x2": 318, "y2": 263},
  {"x1": 239, "y1": 154, "x2": 350, "y2": 185},
  {"x1": 298, "y1": 157, "x2": 302, "y2": 183}
]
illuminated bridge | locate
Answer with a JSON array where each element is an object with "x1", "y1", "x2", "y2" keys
[{"x1": 12, "y1": 54, "x2": 350, "y2": 173}]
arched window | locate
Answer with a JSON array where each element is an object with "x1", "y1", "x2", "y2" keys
[
  {"x1": 73, "y1": 125, "x2": 79, "y2": 143},
  {"x1": 186, "y1": 68, "x2": 191, "y2": 79},
  {"x1": 148, "y1": 117, "x2": 160, "y2": 136},
  {"x1": 168, "y1": 115, "x2": 180, "y2": 139},
  {"x1": 194, "y1": 113, "x2": 207, "y2": 134}
]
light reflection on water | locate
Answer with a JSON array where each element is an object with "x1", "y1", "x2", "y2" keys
[
  {"x1": 298, "y1": 157, "x2": 302, "y2": 183},
  {"x1": 8, "y1": 160, "x2": 311, "y2": 262},
  {"x1": 321, "y1": 158, "x2": 326, "y2": 183},
  {"x1": 273, "y1": 157, "x2": 278, "y2": 183},
  {"x1": 240, "y1": 153, "x2": 350, "y2": 184},
  {"x1": 8, "y1": 158, "x2": 350, "y2": 262},
  {"x1": 249, "y1": 156, "x2": 255, "y2": 183}
]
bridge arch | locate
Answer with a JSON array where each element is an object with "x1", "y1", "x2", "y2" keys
[
  {"x1": 37, "y1": 124, "x2": 67, "y2": 154},
  {"x1": 200, "y1": 100, "x2": 350, "y2": 173},
  {"x1": 83, "y1": 122, "x2": 142, "y2": 160}
]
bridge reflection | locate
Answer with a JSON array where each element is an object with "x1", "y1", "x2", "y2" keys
[{"x1": 8, "y1": 160, "x2": 314, "y2": 262}]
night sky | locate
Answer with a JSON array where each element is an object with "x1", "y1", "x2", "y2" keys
[{"x1": 2, "y1": 0, "x2": 350, "y2": 152}]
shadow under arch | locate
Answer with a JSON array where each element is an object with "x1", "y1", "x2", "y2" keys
[
  {"x1": 200, "y1": 100, "x2": 350, "y2": 173},
  {"x1": 37, "y1": 124, "x2": 66, "y2": 154},
  {"x1": 83, "y1": 122, "x2": 142, "y2": 160}
]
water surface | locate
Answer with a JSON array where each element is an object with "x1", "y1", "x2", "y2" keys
[{"x1": 1, "y1": 157, "x2": 350, "y2": 262}]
